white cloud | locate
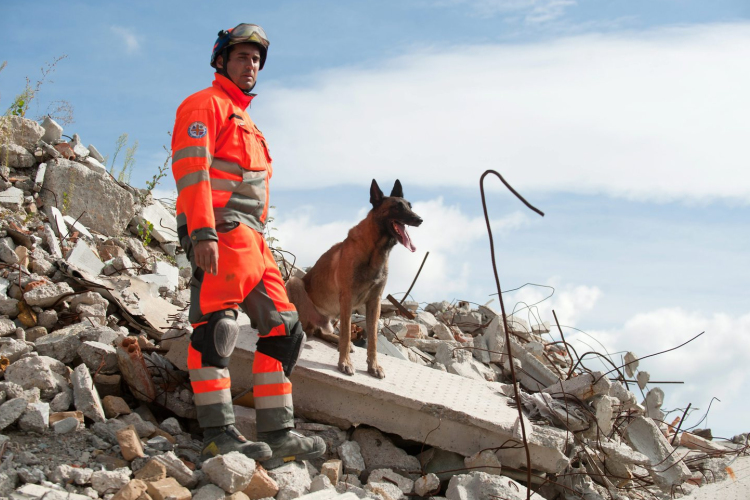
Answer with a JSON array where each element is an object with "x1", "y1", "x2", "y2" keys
[
  {"x1": 430, "y1": 0, "x2": 576, "y2": 22},
  {"x1": 273, "y1": 197, "x2": 528, "y2": 303},
  {"x1": 503, "y1": 277, "x2": 602, "y2": 327},
  {"x1": 111, "y1": 26, "x2": 141, "y2": 53},
  {"x1": 566, "y1": 308, "x2": 750, "y2": 438},
  {"x1": 260, "y1": 23, "x2": 750, "y2": 203}
]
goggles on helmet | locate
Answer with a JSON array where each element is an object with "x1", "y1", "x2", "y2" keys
[{"x1": 211, "y1": 23, "x2": 270, "y2": 70}]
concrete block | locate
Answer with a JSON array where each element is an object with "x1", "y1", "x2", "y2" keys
[
  {"x1": 34, "y1": 326, "x2": 82, "y2": 364},
  {"x1": 0, "y1": 144, "x2": 35, "y2": 169},
  {"x1": 643, "y1": 387, "x2": 665, "y2": 421},
  {"x1": 309, "y1": 474, "x2": 334, "y2": 492},
  {"x1": 543, "y1": 371, "x2": 611, "y2": 401},
  {"x1": 88, "y1": 144, "x2": 105, "y2": 162},
  {"x1": 637, "y1": 370, "x2": 650, "y2": 390},
  {"x1": 352, "y1": 427, "x2": 420, "y2": 476},
  {"x1": 63, "y1": 215, "x2": 94, "y2": 239},
  {"x1": 202, "y1": 452, "x2": 256, "y2": 493},
  {"x1": 377, "y1": 335, "x2": 408, "y2": 360},
  {"x1": 401, "y1": 337, "x2": 459, "y2": 353},
  {"x1": 622, "y1": 416, "x2": 691, "y2": 490},
  {"x1": 0, "y1": 337, "x2": 30, "y2": 362},
  {"x1": 72, "y1": 363, "x2": 106, "y2": 422},
  {"x1": 192, "y1": 484, "x2": 225, "y2": 500},
  {"x1": 49, "y1": 206, "x2": 69, "y2": 237},
  {"x1": 5, "y1": 355, "x2": 68, "y2": 399},
  {"x1": 42, "y1": 223, "x2": 62, "y2": 259}
]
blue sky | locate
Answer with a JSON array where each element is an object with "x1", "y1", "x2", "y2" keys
[{"x1": 2, "y1": 1, "x2": 748, "y2": 438}]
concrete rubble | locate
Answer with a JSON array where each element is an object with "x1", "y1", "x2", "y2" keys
[{"x1": 0, "y1": 113, "x2": 746, "y2": 500}]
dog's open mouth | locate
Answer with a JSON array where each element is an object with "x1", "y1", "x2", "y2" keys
[{"x1": 392, "y1": 221, "x2": 416, "y2": 252}]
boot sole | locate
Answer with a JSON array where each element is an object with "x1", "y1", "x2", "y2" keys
[{"x1": 262, "y1": 449, "x2": 326, "y2": 470}]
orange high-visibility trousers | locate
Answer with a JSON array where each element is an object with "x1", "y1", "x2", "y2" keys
[{"x1": 186, "y1": 223, "x2": 299, "y2": 432}]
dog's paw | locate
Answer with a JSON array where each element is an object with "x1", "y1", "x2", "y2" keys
[
  {"x1": 368, "y1": 363, "x2": 386, "y2": 379},
  {"x1": 338, "y1": 359, "x2": 355, "y2": 376}
]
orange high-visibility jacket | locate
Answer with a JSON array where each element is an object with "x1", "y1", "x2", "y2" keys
[{"x1": 172, "y1": 73, "x2": 273, "y2": 244}]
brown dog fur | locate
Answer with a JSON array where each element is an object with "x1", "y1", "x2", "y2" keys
[{"x1": 286, "y1": 180, "x2": 422, "y2": 378}]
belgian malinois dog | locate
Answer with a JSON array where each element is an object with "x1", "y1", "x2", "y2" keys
[{"x1": 286, "y1": 179, "x2": 423, "y2": 378}]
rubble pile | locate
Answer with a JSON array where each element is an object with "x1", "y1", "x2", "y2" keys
[{"x1": 0, "y1": 115, "x2": 747, "y2": 500}]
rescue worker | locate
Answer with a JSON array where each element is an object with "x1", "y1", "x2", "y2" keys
[{"x1": 171, "y1": 23, "x2": 325, "y2": 465}]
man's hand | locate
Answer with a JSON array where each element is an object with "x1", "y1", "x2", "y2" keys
[{"x1": 194, "y1": 240, "x2": 219, "y2": 275}]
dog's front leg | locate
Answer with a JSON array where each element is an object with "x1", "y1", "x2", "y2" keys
[
  {"x1": 337, "y1": 290, "x2": 355, "y2": 375},
  {"x1": 365, "y1": 292, "x2": 385, "y2": 378}
]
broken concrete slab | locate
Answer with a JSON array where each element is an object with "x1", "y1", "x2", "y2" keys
[
  {"x1": 4, "y1": 355, "x2": 69, "y2": 399},
  {"x1": 680, "y1": 432, "x2": 729, "y2": 456},
  {"x1": 66, "y1": 239, "x2": 105, "y2": 276},
  {"x1": 202, "y1": 452, "x2": 256, "y2": 493},
  {"x1": 63, "y1": 214, "x2": 94, "y2": 239},
  {"x1": 623, "y1": 352, "x2": 639, "y2": 378},
  {"x1": 139, "y1": 202, "x2": 178, "y2": 243},
  {"x1": 0, "y1": 187, "x2": 25, "y2": 211},
  {"x1": 622, "y1": 416, "x2": 691, "y2": 491},
  {"x1": 48, "y1": 206, "x2": 69, "y2": 238},
  {"x1": 72, "y1": 363, "x2": 106, "y2": 422},
  {"x1": 169, "y1": 328, "x2": 569, "y2": 473},
  {"x1": 352, "y1": 427, "x2": 420, "y2": 476},
  {"x1": 24, "y1": 280, "x2": 74, "y2": 308},
  {"x1": 543, "y1": 371, "x2": 611, "y2": 402},
  {"x1": 0, "y1": 144, "x2": 35, "y2": 169},
  {"x1": 41, "y1": 158, "x2": 137, "y2": 237}
]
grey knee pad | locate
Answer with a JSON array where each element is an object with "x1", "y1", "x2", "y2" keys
[{"x1": 191, "y1": 309, "x2": 239, "y2": 368}]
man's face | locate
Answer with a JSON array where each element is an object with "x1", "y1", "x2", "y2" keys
[{"x1": 218, "y1": 43, "x2": 261, "y2": 91}]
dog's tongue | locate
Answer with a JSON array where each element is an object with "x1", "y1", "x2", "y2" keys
[{"x1": 394, "y1": 222, "x2": 416, "y2": 252}]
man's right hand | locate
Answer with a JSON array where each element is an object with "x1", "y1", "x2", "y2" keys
[{"x1": 194, "y1": 240, "x2": 219, "y2": 275}]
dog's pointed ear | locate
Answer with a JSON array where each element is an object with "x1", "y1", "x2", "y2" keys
[
  {"x1": 370, "y1": 179, "x2": 384, "y2": 207},
  {"x1": 390, "y1": 179, "x2": 403, "y2": 198}
]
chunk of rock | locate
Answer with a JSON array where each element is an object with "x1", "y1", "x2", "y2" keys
[
  {"x1": 366, "y1": 481, "x2": 404, "y2": 500},
  {"x1": 351, "y1": 427, "x2": 420, "y2": 475},
  {"x1": 117, "y1": 425, "x2": 145, "y2": 461},
  {"x1": 79, "y1": 341, "x2": 119, "y2": 374},
  {"x1": 34, "y1": 327, "x2": 83, "y2": 364},
  {"x1": 268, "y1": 461, "x2": 314, "y2": 500},
  {"x1": 464, "y1": 449, "x2": 502, "y2": 475},
  {"x1": 0, "y1": 337, "x2": 31, "y2": 363},
  {"x1": 446, "y1": 471, "x2": 543, "y2": 500},
  {"x1": 152, "y1": 451, "x2": 198, "y2": 487},
  {"x1": 111, "y1": 479, "x2": 148, "y2": 500},
  {"x1": 134, "y1": 458, "x2": 168, "y2": 482},
  {"x1": 5, "y1": 355, "x2": 68, "y2": 398},
  {"x1": 18, "y1": 402, "x2": 50, "y2": 433},
  {"x1": 337, "y1": 440, "x2": 366, "y2": 476},
  {"x1": 0, "y1": 397, "x2": 28, "y2": 430},
  {"x1": 41, "y1": 158, "x2": 137, "y2": 236},
  {"x1": 242, "y1": 464, "x2": 279, "y2": 500},
  {"x1": 71, "y1": 363, "x2": 106, "y2": 422},
  {"x1": 3, "y1": 116, "x2": 45, "y2": 150},
  {"x1": 23, "y1": 281, "x2": 74, "y2": 308},
  {"x1": 320, "y1": 459, "x2": 343, "y2": 486},
  {"x1": 91, "y1": 468, "x2": 132, "y2": 495},
  {"x1": 367, "y1": 469, "x2": 413, "y2": 495},
  {"x1": 0, "y1": 144, "x2": 35, "y2": 169},
  {"x1": 146, "y1": 477, "x2": 191, "y2": 500},
  {"x1": 201, "y1": 452, "x2": 256, "y2": 493},
  {"x1": 622, "y1": 416, "x2": 691, "y2": 491},
  {"x1": 415, "y1": 473, "x2": 440, "y2": 497}
]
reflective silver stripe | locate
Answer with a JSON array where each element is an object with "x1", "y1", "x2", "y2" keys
[
  {"x1": 173, "y1": 146, "x2": 212, "y2": 163},
  {"x1": 176, "y1": 170, "x2": 210, "y2": 193},
  {"x1": 194, "y1": 388, "x2": 232, "y2": 406},
  {"x1": 211, "y1": 158, "x2": 243, "y2": 176},
  {"x1": 253, "y1": 372, "x2": 288, "y2": 385},
  {"x1": 211, "y1": 178, "x2": 241, "y2": 192},
  {"x1": 254, "y1": 393, "x2": 293, "y2": 410},
  {"x1": 189, "y1": 366, "x2": 230, "y2": 382}
]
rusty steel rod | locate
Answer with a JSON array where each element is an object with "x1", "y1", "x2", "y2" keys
[{"x1": 480, "y1": 169, "x2": 544, "y2": 498}]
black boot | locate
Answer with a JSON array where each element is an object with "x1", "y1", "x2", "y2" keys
[
  {"x1": 201, "y1": 425, "x2": 272, "y2": 461},
  {"x1": 257, "y1": 428, "x2": 326, "y2": 468}
]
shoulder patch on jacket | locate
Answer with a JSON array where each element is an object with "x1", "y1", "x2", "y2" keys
[{"x1": 188, "y1": 121, "x2": 208, "y2": 139}]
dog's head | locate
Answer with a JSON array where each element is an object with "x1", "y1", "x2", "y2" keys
[{"x1": 370, "y1": 179, "x2": 423, "y2": 252}]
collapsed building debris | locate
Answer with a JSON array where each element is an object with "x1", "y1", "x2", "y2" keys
[{"x1": 0, "y1": 114, "x2": 747, "y2": 500}]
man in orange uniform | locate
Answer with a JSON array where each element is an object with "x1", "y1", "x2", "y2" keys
[{"x1": 172, "y1": 23, "x2": 325, "y2": 465}]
